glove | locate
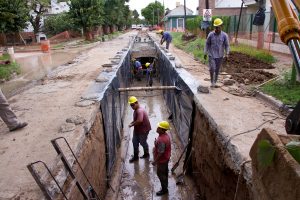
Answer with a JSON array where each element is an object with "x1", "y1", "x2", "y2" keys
[{"x1": 204, "y1": 54, "x2": 207, "y2": 60}]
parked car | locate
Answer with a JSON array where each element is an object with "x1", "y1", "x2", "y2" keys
[
  {"x1": 136, "y1": 24, "x2": 143, "y2": 30},
  {"x1": 131, "y1": 24, "x2": 137, "y2": 29}
]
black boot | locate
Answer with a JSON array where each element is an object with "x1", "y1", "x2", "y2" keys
[
  {"x1": 140, "y1": 153, "x2": 150, "y2": 159},
  {"x1": 129, "y1": 154, "x2": 139, "y2": 163},
  {"x1": 156, "y1": 189, "x2": 168, "y2": 196}
]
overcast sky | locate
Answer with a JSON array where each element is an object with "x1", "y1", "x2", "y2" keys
[{"x1": 127, "y1": 0, "x2": 199, "y2": 16}]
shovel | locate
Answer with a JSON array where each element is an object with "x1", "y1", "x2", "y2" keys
[
  {"x1": 176, "y1": 148, "x2": 194, "y2": 185},
  {"x1": 171, "y1": 139, "x2": 190, "y2": 174}
]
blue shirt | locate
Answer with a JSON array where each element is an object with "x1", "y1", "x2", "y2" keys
[
  {"x1": 162, "y1": 32, "x2": 172, "y2": 42},
  {"x1": 135, "y1": 61, "x2": 142, "y2": 69},
  {"x1": 204, "y1": 31, "x2": 230, "y2": 59}
]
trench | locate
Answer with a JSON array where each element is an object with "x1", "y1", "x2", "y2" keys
[{"x1": 43, "y1": 33, "x2": 252, "y2": 200}]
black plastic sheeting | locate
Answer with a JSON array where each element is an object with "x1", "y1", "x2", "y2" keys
[
  {"x1": 156, "y1": 50, "x2": 194, "y2": 147},
  {"x1": 100, "y1": 52, "x2": 132, "y2": 176},
  {"x1": 100, "y1": 41, "x2": 194, "y2": 176}
]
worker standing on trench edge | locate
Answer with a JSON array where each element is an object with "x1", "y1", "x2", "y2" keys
[
  {"x1": 152, "y1": 121, "x2": 171, "y2": 196},
  {"x1": 159, "y1": 30, "x2": 172, "y2": 50},
  {"x1": 204, "y1": 18, "x2": 230, "y2": 88},
  {"x1": 128, "y1": 96, "x2": 151, "y2": 163}
]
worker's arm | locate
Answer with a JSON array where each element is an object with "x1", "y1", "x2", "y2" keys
[
  {"x1": 152, "y1": 142, "x2": 166, "y2": 165},
  {"x1": 224, "y1": 33, "x2": 230, "y2": 59},
  {"x1": 129, "y1": 109, "x2": 144, "y2": 127},
  {"x1": 160, "y1": 35, "x2": 165, "y2": 45},
  {"x1": 204, "y1": 33, "x2": 211, "y2": 59}
]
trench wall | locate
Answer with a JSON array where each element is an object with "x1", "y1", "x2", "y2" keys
[
  {"x1": 66, "y1": 112, "x2": 107, "y2": 199},
  {"x1": 154, "y1": 42, "x2": 253, "y2": 199}
]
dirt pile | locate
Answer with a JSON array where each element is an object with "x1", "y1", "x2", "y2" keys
[{"x1": 223, "y1": 52, "x2": 275, "y2": 84}]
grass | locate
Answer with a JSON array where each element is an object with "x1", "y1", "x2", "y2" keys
[
  {"x1": 231, "y1": 44, "x2": 276, "y2": 63},
  {"x1": 0, "y1": 54, "x2": 21, "y2": 80},
  {"x1": 171, "y1": 32, "x2": 276, "y2": 64},
  {"x1": 261, "y1": 71, "x2": 300, "y2": 106}
]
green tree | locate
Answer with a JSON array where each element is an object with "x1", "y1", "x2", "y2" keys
[
  {"x1": 0, "y1": 0, "x2": 29, "y2": 33},
  {"x1": 141, "y1": 2, "x2": 164, "y2": 26},
  {"x1": 103, "y1": 0, "x2": 130, "y2": 31},
  {"x1": 68, "y1": 0, "x2": 104, "y2": 40},
  {"x1": 44, "y1": 13, "x2": 78, "y2": 36},
  {"x1": 27, "y1": 0, "x2": 50, "y2": 40},
  {"x1": 132, "y1": 9, "x2": 140, "y2": 24}
]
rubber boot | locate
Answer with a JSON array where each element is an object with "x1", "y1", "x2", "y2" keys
[{"x1": 129, "y1": 153, "x2": 139, "y2": 163}]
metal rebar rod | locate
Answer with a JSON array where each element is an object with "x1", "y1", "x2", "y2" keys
[{"x1": 118, "y1": 86, "x2": 177, "y2": 92}]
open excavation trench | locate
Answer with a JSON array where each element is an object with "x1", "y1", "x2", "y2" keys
[{"x1": 33, "y1": 32, "x2": 256, "y2": 200}]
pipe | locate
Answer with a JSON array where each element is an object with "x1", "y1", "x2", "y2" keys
[{"x1": 118, "y1": 86, "x2": 177, "y2": 92}]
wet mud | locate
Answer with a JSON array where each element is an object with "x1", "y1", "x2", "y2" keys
[
  {"x1": 223, "y1": 52, "x2": 276, "y2": 84},
  {"x1": 118, "y1": 78, "x2": 199, "y2": 200}
]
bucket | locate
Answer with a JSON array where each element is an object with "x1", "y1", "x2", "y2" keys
[
  {"x1": 7, "y1": 47, "x2": 14, "y2": 55},
  {"x1": 41, "y1": 40, "x2": 50, "y2": 53}
]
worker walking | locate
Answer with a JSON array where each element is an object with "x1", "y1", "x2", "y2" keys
[
  {"x1": 0, "y1": 88, "x2": 28, "y2": 132},
  {"x1": 204, "y1": 18, "x2": 230, "y2": 87},
  {"x1": 128, "y1": 96, "x2": 151, "y2": 163},
  {"x1": 152, "y1": 121, "x2": 171, "y2": 196},
  {"x1": 160, "y1": 30, "x2": 172, "y2": 50}
]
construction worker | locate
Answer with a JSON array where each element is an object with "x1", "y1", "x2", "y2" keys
[
  {"x1": 145, "y1": 62, "x2": 153, "y2": 87},
  {"x1": 204, "y1": 18, "x2": 230, "y2": 87},
  {"x1": 159, "y1": 30, "x2": 172, "y2": 50},
  {"x1": 0, "y1": 89, "x2": 28, "y2": 131},
  {"x1": 134, "y1": 59, "x2": 142, "y2": 81},
  {"x1": 128, "y1": 96, "x2": 151, "y2": 163},
  {"x1": 152, "y1": 121, "x2": 171, "y2": 196}
]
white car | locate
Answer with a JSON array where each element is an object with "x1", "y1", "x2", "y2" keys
[{"x1": 131, "y1": 24, "x2": 137, "y2": 29}]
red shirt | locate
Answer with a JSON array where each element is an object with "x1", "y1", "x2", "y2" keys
[
  {"x1": 154, "y1": 133, "x2": 171, "y2": 163},
  {"x1": 133, "y1": 107, "x2": 151, "y2": 134}
]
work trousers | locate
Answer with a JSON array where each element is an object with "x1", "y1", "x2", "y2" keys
[
  {"x1": 132, "y1": 131, "x2": 149, "y2": 156},
  {"x1": 166, "y1": 41, "x2": 171, "y2": 50},
  {"x1": 157, "y1": 161, "x2": 169, "y2": 191},
  {"x1": 0, "y1": 89, "x2": 19, "y2": 129},
  {"x1": 208, "y1": 57, "x2": 223, "y2": 83}
]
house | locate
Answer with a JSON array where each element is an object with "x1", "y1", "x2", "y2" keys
[
  {"x1": 198, "y1": 0, "x2": 243, "y2": 16},
  {"x1": 163, "y1": 2, "x2": 194, "y2": 32}
]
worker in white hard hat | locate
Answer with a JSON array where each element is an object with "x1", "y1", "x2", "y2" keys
[
  {"x1": 152, "y1": 121, "x2": 171, "y2": 196},
  {"x1": 204, "y1": 18, "x2": 230, "y2": 88},
  {"x1": 128, "y1": 96, "x2": 151, "y2": 163}
]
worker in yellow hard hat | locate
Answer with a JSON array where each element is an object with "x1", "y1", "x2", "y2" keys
[
  {"x1": 152, "y1": 121, "x2": 171, "y2": 196},
  {"x1": 160, "y1": 30, "x2": 172, "y2": 50},
  {"x1": 204, "y1": 18, "x2": 230, "y2": 88},
  {"x1": 128, "y1": 96, "x2": 152, "y2": 163},
  {"x1": 145, "y1": 62, "x2": 154, "y2": 86}
]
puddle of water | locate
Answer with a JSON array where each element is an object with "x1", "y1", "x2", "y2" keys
[
  {"x1": 0, "y1": 51, "x2": 78, "y2": 97},
  {"x1": 119, "y1": 78, "x2": 198, "y2": 200}
]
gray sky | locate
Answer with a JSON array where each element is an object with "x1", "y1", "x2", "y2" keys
[{"x1": 127, "y1": 0, "x2": 199, "y2": 16}]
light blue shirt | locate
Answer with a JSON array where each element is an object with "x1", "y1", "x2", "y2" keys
[{"x1": 204, "y1": 31, "x2": 230, "y2": 59}]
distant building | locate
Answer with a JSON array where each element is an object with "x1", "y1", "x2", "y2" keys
[
  {"x1": 198, "y1": 0, "x2": 243, "y2": 16},
  {"x1": 163, "y1": 2, "x2": 194, "y2": 32},
  {"x1": 51, "y1": 0, "x2": 70, "y2": 14}
]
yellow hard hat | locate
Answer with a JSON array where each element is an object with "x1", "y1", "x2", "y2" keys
[
  {"x1": 213, "y1": 18, "x2": 223, "y2": 27},
  {"x1": 128, "y1": 96, "x2": 138, "y2": 104},
  {"x1": 157, "y1": 121, "x2": 170, "y2": 130},
  {"x1": 145, "y1": 62, "x2": 150, "y2": 67},
  {"x1": 157, "y1": 29, "x2": 164, "y2": 34}
]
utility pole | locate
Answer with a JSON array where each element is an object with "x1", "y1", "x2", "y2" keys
[
  {"x1": 205, "y1": 0, "x2": 210, "y2": 38},
  {"x1": 184, "y1": 0, "x2": 186, "y2": 32}
]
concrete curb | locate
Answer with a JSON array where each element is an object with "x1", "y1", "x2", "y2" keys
[{"x1": 255, "y1": 91, "x2": 293, "y2": 116}]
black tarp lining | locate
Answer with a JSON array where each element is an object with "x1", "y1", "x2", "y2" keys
[{"x1": 100, "y1": 41, "x2": 194, "y2": 177}]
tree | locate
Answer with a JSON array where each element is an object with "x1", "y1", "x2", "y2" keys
[
  {"x1": 44, "y1": 13, "x2": 78, "y2": 36},
  {"x1": 103, "y1": 0, "x2": 130, "y2": 31},
  {"x1": 68, "y1": 0, "x2": 104, "y2": 40},
  {"x1": 0, "y1": 0, "x2": 29, "y2": 33},
  {"x1": 132, "y1": 9, "x2": 140, "y2": 24},
  {"x1": 27, "y1": 0, "x2": 50, "y2": 41},
  {"x1": 141, "y1": 2, "x2": 164, "y2": 26}
]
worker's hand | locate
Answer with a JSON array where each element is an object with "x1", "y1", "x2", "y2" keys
[
  {"x1": 151, "y1": 161, "x2": 156, "y2": 166},
  {"x1": 224, "y1": 54, "x2": 229, "y2": 61},
  {"x1": 204, "y1": 54, "x2": 207, "y2": 60},
  {"x1": 129, "y1": 122, "x2": 134, "y2": 128}
]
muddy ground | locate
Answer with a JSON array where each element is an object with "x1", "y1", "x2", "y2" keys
[{"x1": 223, "y1": 52, "x2": 276, "y2": 85}]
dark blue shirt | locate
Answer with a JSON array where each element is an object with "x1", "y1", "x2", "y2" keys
[{"x1": 162, "y1": 32, "x2": 172, "y2": 42}]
